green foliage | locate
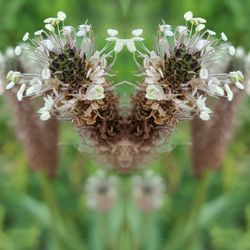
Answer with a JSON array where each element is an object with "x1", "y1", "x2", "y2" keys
[{"x1": 1, "y1": 0, "x2": 250, "y2": 249}]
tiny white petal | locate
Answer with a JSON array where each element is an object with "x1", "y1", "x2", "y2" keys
[
  {"x1": 132, "y1": 29, "x2": 143, "y2": 37},
  {"x1": 221, "y1": 32, "x2": 228, "y2": 41},
  {"x1": 228, "y1": 46, "x2": 236, "y2": 56},
  {"x1": 196, "y1": 24, "x2": 205, "y2": 32},
  {"x1": 235, "y1": 81, "x2": 244, "y2": 90},
  {"x1": 34, "y1": 29, "x2": 44, "y2": 36},
  {"x1": 184, "y1": 11, "x2": 193, "y2": 21},
  {"x1": 17, "y1": 84, "x2": 26, "y2": 101},
  {"x1": 85, "y1": 85, "x2": 105, "y2": 100},
  {"x1": 146, "y1": 85, "x2": 165, "y2": 100},
  {"x1": 63, "y1": 26, "x2": 73, "y2": 34},
  {"x1": 114, "y1": 39, "x2": 124, "y2": 53},
  {"x1": 126, "y1": 40, "x2": 136, "y2": 53},
  {"x1": 107, "y1": 29, "x2": 118, "y2": 37},
  {"x1": 15, "y1": 46, "x2": 22, "y2": 56},
  {"x1": 165, "y1": 30, "x2": 174, "y2": 37},
  {"x1": 57, "y1": 11, "x2": 67, "y2": 21},
  {"x1": 177, "y1": 26, "x2": 188, "y2": 34},
  {"x1": 199, "y1": 68, "x2": 209, "y2": 79},
  {"x1": 200, "y1": 111, "x2": 210, "y2": 121},
  {"x1": 225, "y1": 84, "x2": 233, "y2": 101},
  {"x1": 42, "y1": 68, "x2": 51, "y2": 80},
  {"x1": 40, "y1": 111, "x2": 51, "y2": 121},
  {"x1": 207, "y1": 29, "x2": 216, "y2": 36},
  {"x1": 22, "y1": 32, "x2": 29, "y2": 41},
  {"x1": 76, "y1": 30, "x2": 86, "y2": 37},
  {"x1": 45, "y1": 24, "x2": 55, "y2": 32},
  {"x1": 6, "y1": 81, "x2": 15, "y2": 90}
]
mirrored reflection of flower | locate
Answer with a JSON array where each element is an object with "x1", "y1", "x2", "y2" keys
[
  {"x1": 132, "y1": 170, "x2": 165, "y2": 212},
  {"x1": 85, "y1": 171, "x2": 118, "y2": 212}
]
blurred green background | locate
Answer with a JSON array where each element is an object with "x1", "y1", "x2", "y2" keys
[{"x1": 1, "y1": 0, "x2": 250, "y2": 249}]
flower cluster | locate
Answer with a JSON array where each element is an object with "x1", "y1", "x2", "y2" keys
[
  {"x1": 85, "y1": 171, "x2": 118, "y2": 212},
  {"x1": 6, "y1": 11, "x2": 118, "y2": 127},
  {"x1": 132, "y1": 170, "x2": 165, "y2": 212},
  {"x1": 133, "y1": 11, "x2": 244, "y2": 122}
]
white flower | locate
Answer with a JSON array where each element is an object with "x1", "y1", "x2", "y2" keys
[
  {"x1": 17, "y1": 84, "x2": 26, "y2": 101},
  {"x1": 235, "y1": 81, "x2": 244, "y2": 89},
  {"x1": 221, "y1": 32, "x2": 228, "y2": 41},
  {"x1": 107, "y1": 29, "x2": 118, "y2": 37},
  {"x1": 208, "y1": 78, "x2": 224, "y2": 96},
  {"x1": 6, "y1": 81, "x2": 15, "y2": 90},
  {"x1": 85, "y1": 85, "x2": 104, "y2": 100},
  {"x1": 132, "y1": 29, "x2": 143, "y2": 37},
  {"x1": 196, "y1": 24, "x2": 205, "y2": 32},
  {"x1": 57, "y1": 11, "x2": 66, "y2": 21},
  {"x1": 196, "y1": 39, "x2": 210, "y2": 51},
  {"x1": 38, "y1": 95, "x2": 54, "y2": 120},
  {"x1": 196, "y1": 96, "x2": 212, "y2": 120},
  {"x1": 230, "y1": 71, "x2": 244, "y2": 89},
  {"x1": 160, "y1": 25, "x2": 174, "y2": 36},
  {"x1": 39, "y1": 39, "x2": 54, "y2": 51},
  {"x1": 6, "y1": 70, "x2": 20, "y2": 82},
  {"x1": 42, "y1": 68, "x2": 51, "y2": 80},
  {"x1": 22, "y1": 32, "x2": 29, "y2": 41},
  {"x1": 184, "y1": 11, "x2": 193, "y2": 21},
  {"x1": 34, "y1": 29, "x2": 44, "y2": 36},
  {"x1": 145, "y1": 66, "x2": 161, "y2": 84},
  {"x1": 15, "y1": 46, "x2": 22, "y2": 56},
  {"x1": 45, "y1": 24, "x2": 55, "y2": 32},
  {"x1": 207, "y1": 29, "x2": 216, "y2": 36},
  {"x1": 146, "y1": 85, "x2": 165, "y2": 100},
  {"x1": 63, "y1": 26, "x2": 73, "y2": 34},
  {"x1": 228, "y1": 46, "x2": 235, "y2": 56},
  {"x1": 26, "y1": 78, "x2": 43, "y2": 96},
  {"x1": 114, "y1": 39, "x2": 124, "y2": 53},
  {"x1": 77, "y1": 24, "x2": 91, "y2": 36},
  {"x1": 126, "y1": 39, "x2": 136, "y2": 53},
  {"x1": 225, "y1": 84, "x2": 233, "y2": 101},
  {"x1": 199, "y1": 67, "x2": 209, "y2": 79},
  {"x1": 177, "y1": 26, "x2": 188, "y2": 34},
  {"x1": 89, "y1": 66, "x2": 105, "y2": 84}
]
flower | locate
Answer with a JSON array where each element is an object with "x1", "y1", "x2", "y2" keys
[
  {"x1": 17, "y1": 84, "x2": 26, "y2": 101},
  {"x1": 132, "y1": 29, "x2": 143, "y2": 37},
  {"x1": 85, "y1": 171, "x2": 118, "y2": 212},
  {"x1": 131, "y1": 11, "x2": 244, "y2": 124},
  {"x1": 228, "y1": 46, "x2": 236, "y2": 56},
  {"x1": 6, "y1": 11, "x2": 118, "y2": 126},
  {"x1": 132, "y1": 170, "x2": 165, "y2": 212},
  {"x1": 85, "y1": 85, "x2": 104, "y2": 100},
  {"x1": 107, "y1": 29, "x2": 118, "y2": 37},
  {"x1": 38, "y1": 95, "x2": 54, "y2": 120},
  {"x1": 22, "y1": 32, "x2": 29, "y2": 41},
  {"x1": 57, "y1": 11, "x2": 66, "y2": 21},
  {"x1": 196, "y1": 96, "x2": 212, "y2": 120},
  {"x1": 221, "y1": 32, "x2": 228, "y2": 41},
  {"x1": 15, "y1": 46, "x2": 22, "y2": 56},
  {"x1": 184, "y1": 11, "x2": 193, "y2": 21},
  {"x1": 146, "y1": 85, "x2": 165, "y2": 100}
]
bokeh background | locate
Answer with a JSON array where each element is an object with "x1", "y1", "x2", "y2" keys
[{"x1": 1, "y1": 0, "x2": 250, "y2": 249}]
